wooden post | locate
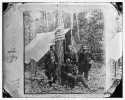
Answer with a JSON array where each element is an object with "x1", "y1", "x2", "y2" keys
[{"x1": 115, "y1": 61, "x2": 116, "y2": 77}]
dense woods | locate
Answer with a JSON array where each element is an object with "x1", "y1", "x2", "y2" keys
[
  {"x1": 24, "y1": 9, "x2": 106, "y2": 93},
  {"x1": 24, "y1": 8, "x2": 122, "y2": 94},
  {"x1": 24, "y1": 9, "x2": 105, "y2": 63}
]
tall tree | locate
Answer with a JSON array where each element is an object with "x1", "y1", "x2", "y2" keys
[{"x1": 55, "y1": 10, "x2": 64, "y2": 78}]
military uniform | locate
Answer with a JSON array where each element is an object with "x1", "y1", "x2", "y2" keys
[
  {"x1": 60, "y1": 50, "x2": 77, "y2": 88},
  {"x1": 45, "y1": 49, "x2": 58, "y2": 84},
  {"x1": 78, "y1": 49, "x2": 92, "y2": 80},
  {"x1": 65, "y1": 50, "x2": 78, "y2": 74}
]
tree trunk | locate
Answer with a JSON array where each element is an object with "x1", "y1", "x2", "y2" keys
[
  {"x1": 55, "y1": 10, "x2": 64, "y2": 78},
  {"x1": 24, "y1": 11, "x2": 36, "y2": 47},
  {"x1": 24, "y1": 11, "x2": 36, "y2": 73}
]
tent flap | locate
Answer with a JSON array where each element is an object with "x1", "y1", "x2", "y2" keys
[{"x1": 25, "y1": 28, "x2": 70, "y2": 63}]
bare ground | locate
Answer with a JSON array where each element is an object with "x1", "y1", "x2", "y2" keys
[{"x1": 25, "y1": 62, "x2": 106, "y2": 94}]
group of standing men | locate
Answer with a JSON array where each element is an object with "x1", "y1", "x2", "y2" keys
[{"x1": 44, "y1": 44, "x2": 93, "y2": 88}]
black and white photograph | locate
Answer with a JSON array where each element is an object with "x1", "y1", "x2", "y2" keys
[{"x1": 3, "y1": 2, "x2": 123, "y2": 97}]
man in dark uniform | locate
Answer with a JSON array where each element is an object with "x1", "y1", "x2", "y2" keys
[
  {"x1": 61, "y1": 45, "x2": 95, "y2": 91},
  {"x1": 61, "y1": 45, "x2": 77, "y2": 88},
  {"x1": 45, "y1": 45, "x2": 58, "y2": 86},
  {"x1": 65, "y1": 45, "x2": 78, "y2": 75},
  {"x1": 78, "y1": 46, "x2": 93, "y2": 80}
]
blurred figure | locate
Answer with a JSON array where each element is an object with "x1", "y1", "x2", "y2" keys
[
  {"x1": 65, "y1": 45, "x2": 78, "y2": 75},
  {"x1": 65, "y1": 45, "x2": 76, "y2": 63}
]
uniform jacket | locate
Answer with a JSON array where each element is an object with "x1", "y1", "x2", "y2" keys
[
  {"x1": 45, "y1": 50, "x2": 58, "y2": 67},
  {"x1": 65, "y1": 51, "x2": 77, "y2": 64},
  {"x1": 78, "y1": 51, "x2": 93, "y2": 64}
]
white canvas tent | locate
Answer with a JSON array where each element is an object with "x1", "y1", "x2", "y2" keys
[
  {"x1": 106, "y1": 32, "x2": 122, "y2": 90},
  {"x1": 106, "y1": 32, "x2": 122, "y2": 62},
  {"x1": 25, "y1": 28, "x2": 70, "y2": 63}
]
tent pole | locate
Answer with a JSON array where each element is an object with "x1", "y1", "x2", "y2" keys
[{"x1": 115, "y1": 61, "x2": 116, "y2": 77}]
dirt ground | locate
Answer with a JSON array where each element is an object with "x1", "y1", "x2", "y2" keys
[{"x1": 25, "y1": 62, "x2": 106, "y2": 94}]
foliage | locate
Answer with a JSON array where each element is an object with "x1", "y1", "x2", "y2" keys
[
  {"x1": 25, "y1": 61, "x2": 105, "y2": 94},
  {"x1": 78, "y1": 10, "x2": 105, "y2": 62},
  {"x1": 24, "y1": 10, "x2": 106, "y2": 94}
]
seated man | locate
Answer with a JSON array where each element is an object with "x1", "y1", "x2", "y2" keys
[
  {"x1": 61, "y1": 45, "x2": 92, "y2": 90},
  {"x1": 61, "y1": 63, "x2": 92, "y2": 91},
  {"x1": 61, "y1": 45, "x2": 77, "y2": 88},
  {"x1": 61, "y1": 63, "x2": 77, "y2": 88}
]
